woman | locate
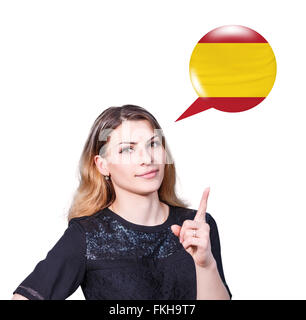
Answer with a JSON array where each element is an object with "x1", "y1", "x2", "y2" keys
[{"x1": 12, "y1": 104, "x2": 232, "y2": 300}]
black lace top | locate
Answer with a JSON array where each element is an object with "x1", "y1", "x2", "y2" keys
[{"x1": 13, "y1": 204, "x2": 232, "y2": 300}]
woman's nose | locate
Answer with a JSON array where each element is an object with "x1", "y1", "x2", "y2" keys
[{"x1": 137, "y1": 147, "x2": 152, "y2": 164}]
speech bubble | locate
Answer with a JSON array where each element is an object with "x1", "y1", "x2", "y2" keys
[{"x1": 175, "y1": 25, "x2": 277, "y2": 122}]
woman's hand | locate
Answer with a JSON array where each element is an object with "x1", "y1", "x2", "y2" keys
[{"x1": 171, "y1": 187, "x2": 216, "y2": 269}]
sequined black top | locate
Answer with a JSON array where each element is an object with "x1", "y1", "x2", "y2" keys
[{"x1": 13, "y1": 204, "x2": 232, "y2": 300}]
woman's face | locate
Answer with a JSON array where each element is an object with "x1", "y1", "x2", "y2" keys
[{"x1": 98, "y1": 119, "x2": 167, "y2": 195}]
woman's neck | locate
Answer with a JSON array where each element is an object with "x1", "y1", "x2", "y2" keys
[{"x1": 108, "y1": 196, "x2": 169, "y2": 226}]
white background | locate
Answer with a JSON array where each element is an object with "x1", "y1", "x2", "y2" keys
[{"x1": 1, "y1": 0, "x2": 305, "y2": 300}]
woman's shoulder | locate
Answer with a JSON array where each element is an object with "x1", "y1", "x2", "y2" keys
[
  {"x1": 68, "y1": 208, "x2": 106, "y2": 230},
  {"x1": 173, "y1": 205, "x2": 213, "y2": 225}
]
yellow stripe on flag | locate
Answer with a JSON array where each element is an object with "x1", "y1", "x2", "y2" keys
[{"x1": 189, "y1": 43, "x2": 276, "y2": 97}]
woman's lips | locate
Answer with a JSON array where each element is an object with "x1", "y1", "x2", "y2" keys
[{"x1": 136, "y1": 169, "x2": 159, "y2": 179}]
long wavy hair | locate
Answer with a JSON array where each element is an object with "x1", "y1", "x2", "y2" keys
[{"x1": 67, "y1": 104, "x2": 190, "y2": 222}]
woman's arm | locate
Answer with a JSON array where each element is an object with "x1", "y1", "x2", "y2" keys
[
  {"x1": 12, "y1": 220, "x2": 87, "y2": 300},
  {"x1": 195, "y1": 261, "x2": 231, "y2": 299},
  {"x1": 11, "y1": 293, "x2": 29, "y2": 300}
]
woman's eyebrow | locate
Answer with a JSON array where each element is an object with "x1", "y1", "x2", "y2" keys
[{"x1": 117, "y1": 134, "x2": 159, "y2": 146}]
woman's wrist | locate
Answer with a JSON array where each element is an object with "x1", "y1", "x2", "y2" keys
[{"x1": 195, "y1": 256, "x2": 217, "y2": 271}]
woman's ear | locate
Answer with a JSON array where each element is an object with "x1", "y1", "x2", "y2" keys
[{"x1": 94, "y1": 155, "x2": 109, "y2": 176}]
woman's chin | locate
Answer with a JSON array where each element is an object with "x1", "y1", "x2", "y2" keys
[{"x1": 132, "y1": 182, "x2": 161, "y2": 194}]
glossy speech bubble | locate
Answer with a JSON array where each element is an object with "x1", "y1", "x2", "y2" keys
[{"x1": 175, "y1": 25, "x2": 277, "y2": 122}]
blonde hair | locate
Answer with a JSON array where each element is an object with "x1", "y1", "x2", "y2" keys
[{"x1": 67, "y1": 104, "x2": 190, "y2": 222}]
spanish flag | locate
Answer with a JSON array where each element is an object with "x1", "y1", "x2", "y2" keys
[{"x1": 175, "y1": 25, "x2": 277, "y2": 122}]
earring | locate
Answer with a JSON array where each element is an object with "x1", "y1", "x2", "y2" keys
[{"x1": 105, "y1": 175, "x2": 109, "y2": 180}]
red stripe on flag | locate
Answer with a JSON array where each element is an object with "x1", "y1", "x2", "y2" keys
[
  {"x1": 198, "y1": 25, "x2": 267, "y2": 43},
  {"x1": 175, "y1": 97, "x2": 265, "y2": 121}
]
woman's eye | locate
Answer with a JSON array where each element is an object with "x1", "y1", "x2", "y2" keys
[
  {"x1": 119, "y1": 141, "x2": 160, "y2": 154},
  {"x1": 120, "y1": 146, "x2": 133, "y2": 153},
  {"x1": 151, "y1": 141, "x2": 161, "y2": 147}
]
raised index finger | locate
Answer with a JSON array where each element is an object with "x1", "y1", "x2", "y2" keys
[{"x1": 194, "y1": 187, "x2": 210, "y2": 222}]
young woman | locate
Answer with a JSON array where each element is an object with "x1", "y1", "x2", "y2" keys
[{"x1": 12, "y1": 104, "x2": 232, "y2": 300}]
